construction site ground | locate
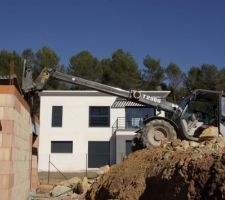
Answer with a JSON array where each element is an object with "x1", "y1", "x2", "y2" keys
[
  {"x1": 38, "y1": 172, "x2": 97, "y2": 185},
  {"x1": 86, "y1": 137, "x2": 225, "y2": 200},
  {"x1": 36, "y1": 137, "x2": 225, "y2": 199}
]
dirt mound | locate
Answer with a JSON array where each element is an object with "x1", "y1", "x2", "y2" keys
[{"x1": 86, "y1": 137, "x2": 225, "y2": 200}]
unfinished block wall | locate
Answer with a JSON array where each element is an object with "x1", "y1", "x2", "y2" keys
[
  {"x1": 31, "y1": 133, "x2": 39, "y2": 192},
  {"x1": 0, "y1": 85, "x2": 32, "y2": 200}
]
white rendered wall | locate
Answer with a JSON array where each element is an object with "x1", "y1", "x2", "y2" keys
[
  {"x1": 38, "y1": 93, "x2": 125, "y2": 172},
  {"x1": 38, "y1": 91, "x2": 167, "y2": 172}
]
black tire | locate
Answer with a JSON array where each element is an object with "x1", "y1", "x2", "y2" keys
[{"x1": 143, "y1": 119, "x2": 177, "y2": 147}]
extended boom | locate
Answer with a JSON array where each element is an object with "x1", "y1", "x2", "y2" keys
[{"x1": 22, "y1": 60, "x2": 225, "y2": 148}]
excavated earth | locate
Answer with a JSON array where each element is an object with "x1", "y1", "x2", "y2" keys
[{"x1": 86, "y1": 137, "x2": 225, "y2": 200}]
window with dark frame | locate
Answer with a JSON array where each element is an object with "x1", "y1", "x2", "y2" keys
[
  {"x1": 89, "y1": 106, "x2": 110, "y2": 127},
  {"x1": 51, "y1": 141, "x2": 73, "y2": 153},
  {"x1": 52, "y1": 106, "x2": 63, "y2": 127},
  {"x1": 88, "y1": 141, "x2": 110, "y2": 168},
  {"x1": 125, "y1": 106, "x2": 155, "y2": 129}
]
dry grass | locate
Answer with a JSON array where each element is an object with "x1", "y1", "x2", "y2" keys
[{"x1": 38, "y1": 171, "x2": 98, "y2": 185}]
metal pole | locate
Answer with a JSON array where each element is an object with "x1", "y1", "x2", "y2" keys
[
  {"x1": 48, "y1": 154, "x2": 50, "y2": 184},
  {"x1": 49, "y1": 161, "x2": 67, "y2": 180}
]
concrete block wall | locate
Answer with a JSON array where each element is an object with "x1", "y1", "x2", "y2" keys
[
  {"x1": 31, "y1": 134, "x2": 39, "y2": 192},
  {"x1": 0, "y1": 85, "x2": 32, "y2": 200}
]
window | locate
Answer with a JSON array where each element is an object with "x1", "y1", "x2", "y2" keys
[
  {"x1": 52, "y1": 106, "x2": 63, "y2": 127},
  {"x1": 182, "y1": 92, "x2": 217, "y2": 124},
  {"x1": 51, "y1": 141, "x2": 73, "y2": 153},
  {"x1": 222, "y1": 97, "x2": 225, "y2": 116},
  {"x1": 125, "y1": 107, "x2": 155, "y2": 128},
  {"x1": 89, "y1": 106, "x2": 110, "y2": 127},
  {"x1": 126, "y1": 140, "x2": 132, "y2": 155},
  {"x1": 88, "y1": 141, "x2": 110, "y2": 168}
]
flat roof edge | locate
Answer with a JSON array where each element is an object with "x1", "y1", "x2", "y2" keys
[{"x1": 40, "y1": 90, "x2": 171, "y2": 97}]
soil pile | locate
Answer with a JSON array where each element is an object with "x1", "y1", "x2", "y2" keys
[{"x1": 86, "y1": 137, "x2": 225, "y2": 200}]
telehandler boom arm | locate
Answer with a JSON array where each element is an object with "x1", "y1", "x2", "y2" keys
[{"x1": 22, "y1": 63, "x2": 179, "y2": 113}]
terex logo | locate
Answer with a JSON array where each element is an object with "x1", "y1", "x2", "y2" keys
[{"x1": 142, "y1": 94, "x2": 161, "y2": 103}]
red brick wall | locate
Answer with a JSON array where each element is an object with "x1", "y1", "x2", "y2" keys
[{"x1": 0, "y1": 86, "x2": 32, "y2": 200}]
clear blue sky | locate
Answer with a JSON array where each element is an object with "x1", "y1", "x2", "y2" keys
[{"x1": 0, "y1": 0, "x2": 225, "y2": 71}]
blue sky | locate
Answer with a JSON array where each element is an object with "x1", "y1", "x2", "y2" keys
[{"x1": 0, "y1": 0, "x2": 225, "y2": 71}]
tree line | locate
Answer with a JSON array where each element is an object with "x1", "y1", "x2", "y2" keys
[{"x1": 1, "y1": 46, "x2": 225, "y2": 105}]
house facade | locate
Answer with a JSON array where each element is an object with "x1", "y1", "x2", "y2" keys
[{"x1": 38, "y1": 90, "x2": 170, "y2": 172}]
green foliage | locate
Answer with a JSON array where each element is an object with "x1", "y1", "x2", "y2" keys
[
  {"x1": 1, "y1": 46, "x2": 225, "y2": 112},
  {"x1": 22, "y1": 47, "x2": 67, "y2": 114},
  {"x1": 22, "y1": 48, "x2": 35, "y2": 60},
  {"x1": 68, "y1": 51, "x2": 100, "y2": 90},
  {"x1": 0, "y1": 50, "x2": 22, "y2": 83},
  {"x1": 98, "y1": 58, "x2": 112, "y2": 84},
  {"x1": 35, "y1": 46, "x2": 67, "y2": 90},
  {"x1": 216, "y1": 68, "x2": 225, "y2": 91},
  {"x1": 200, "y1": 64, "x2": 218, "y2": 90},
  {"x1": 142, "y1": 55, "x2": 164, "y2": 90},
  {"x1": 36, "y1": 46, "x2": 60, "y2": 68},
  {"x1": 166, "y1": 62, "x2": 183, "y2": 102},
  {"x1": 69, "y1": 51, "x2": 100, "y2": 81},
  {"x1": 107, "y1": 49, "x2": 141, "y2": 89},
  {"x1": 187, "y1": 64, "x2": 218, "y2": 90},
  {"x1": 166, "y1": 62, "x2": 183, "y2": 89},
  {"x1": 68, "y1": 49, "x2": 141, "y2": 90}
]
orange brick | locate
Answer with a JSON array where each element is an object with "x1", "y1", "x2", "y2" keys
[
  {"x1": 0, "y1": 188, "x2": 10, "y2": 200},
  {"x1": 0, "y1": 148, "x2": 12, "y2": 160},
  {"x1": 0, "y1": 175, "x2": 8, "y2": 189},
  {"x1": 2, "y1": 134, "x2": 13, "y2": 147},
  {"x1": 0, "y1": 134, "x2": 2, "y2": 146},
  {"x1": 0, "y1": 174, "x2": 14, "y2": 189},
  {"x1": 0, "y1": 161, "x2": 13, "y2": 174},
  {"x1": 31, "y1": 172, "x2": 39, "y2": 192},
  {"x1": 0, "y1": 85, "x2": 30, "y2": 112},
  {"x1": 3, "y1": 107, "x2": 14, "y2": 120},
  {"x1": 0, "y1": 94, "x2": 15, "y2": 107},
  {"x1": 13, "y1": 123, "x2": 19, "y2": 136},
  {"x1": 14, "y1": 136, "x2": 23, "y2": 149},
  {"x1": 0, "y1": 108, "x2": 3, "y2": 120},
  {"x1": 9, "y1": 174, "x2": 14, "y2": 189},
  {"x1": 32, "y1": 136, "x2": 39, "y2": 148},
  {"x1": 14, "y1": 99, "x2": 21, "y2": 113},
  {"x1": 0, "y1": 120, "x2": 13, "y2": 134}
]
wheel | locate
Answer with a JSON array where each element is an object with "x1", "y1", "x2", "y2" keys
[{"x1": 143, "y1": 119, "x2": 177, "y2": 147}]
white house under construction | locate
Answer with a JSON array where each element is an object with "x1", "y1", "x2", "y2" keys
[{"x1": 38, "y1": 90, "x2": 170, "y2": 172}]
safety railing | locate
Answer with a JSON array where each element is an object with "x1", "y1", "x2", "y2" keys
[{"x1": 112, "y1": 117, "x2": 144, "y2": 133}]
